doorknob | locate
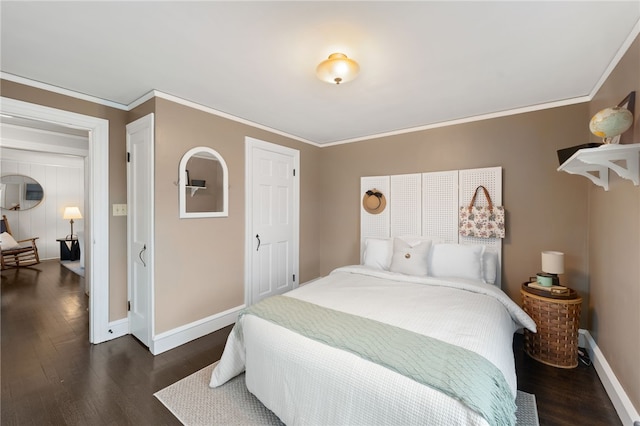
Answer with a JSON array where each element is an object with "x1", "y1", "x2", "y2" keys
[
  {"x1": 139, "y1": 244, "x2": 147, "y2": 267},
  {"x1": 256, "y1": 234, "x2": 261, "y2": 251}
]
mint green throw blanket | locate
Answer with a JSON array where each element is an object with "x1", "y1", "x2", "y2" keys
[{"x1": 242, "y1": 295, "x2": 516, "y2": 426}]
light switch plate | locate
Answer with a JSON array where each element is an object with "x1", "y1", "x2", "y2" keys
[{"x1": 112, "y1": 204, "x2": 127, "y2": 216}]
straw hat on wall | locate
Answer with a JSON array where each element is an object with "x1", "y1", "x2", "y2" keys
[{"x1": 362, "y1": 189, "x2": 386, "y2": 215}]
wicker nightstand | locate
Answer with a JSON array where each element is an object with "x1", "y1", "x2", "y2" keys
[{"x1": 520, "y1": 283, "x2": 582, "y2": 368}]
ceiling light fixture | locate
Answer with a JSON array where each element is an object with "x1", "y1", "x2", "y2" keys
[{"x1": 316, "y1": 53, "x2": 359, "y2": 85}]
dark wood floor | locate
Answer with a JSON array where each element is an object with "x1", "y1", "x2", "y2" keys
[
  {"x1": 2, "y1": 260, "x2": 620, "y2": 425},
  {"x1": 513, "y1": 334, "x2": 620, "y2": 425}
]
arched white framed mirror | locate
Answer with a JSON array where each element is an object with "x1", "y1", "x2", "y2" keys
[{"x1": 179, "y1": 147, "x2": 229, "y2": 218}]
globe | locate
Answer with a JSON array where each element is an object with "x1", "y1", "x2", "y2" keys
[{"x1": 589, "y1": 106, "x2": 633, "y2": 142}]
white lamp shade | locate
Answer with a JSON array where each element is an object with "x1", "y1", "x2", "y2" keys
[
  {"x1": 541, "y1": 251, "x2": 564, "y2": 274},
  {"x1": 63, "y1": 206, "x2": 83, "y2": 220}
]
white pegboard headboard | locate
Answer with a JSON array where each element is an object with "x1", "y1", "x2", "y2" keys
[
  {"x1": 458, "y1": 167, "x2": 502, "y2": 287},
  {"x1": 390, "y1": 174, "x2": 422, "y2": 238},
  {"x1": 458, "y1": 167, "x2": 502, "y2": 260},
  {"x1": 361, "y1": 166, "x2": 503, "y2": 287},
  {"x1": 360, "y1": 176, "x2": 390, "y2": 262},
  {"x1": 422, "y1": 170, "x2": 459, "y2": 243},
  {"x1": 360, "y1": 176, "x2": 390, "y2": 240},
  {"x1": 459, "y1": 167, "x2": 502, "y2": 207}
]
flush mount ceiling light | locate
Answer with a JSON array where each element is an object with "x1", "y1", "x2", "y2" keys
[{"x1": 316, "y1": 53, "x2": 359, "y2": 85}]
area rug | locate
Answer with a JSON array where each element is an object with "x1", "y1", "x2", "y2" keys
[
  {"x1": 61, "y1": 260, "x2": 84, "y2": 277},
  {"x1": 155, "y1": 362, "x2": 539, "y2": 426}
]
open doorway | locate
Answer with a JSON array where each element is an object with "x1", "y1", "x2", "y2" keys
[
  {"x1": 1, "y1": 119, "x2": 88, "y2": 272},
  {"x1": 1, "y1": 97, "x2": 112, "y2": 344}
]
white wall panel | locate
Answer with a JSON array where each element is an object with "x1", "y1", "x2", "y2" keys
[
  {"x1": 360, "y1": 176, "x2": 390, "y2": 239},
  {"x1": 422, "y1": 171, "x2": 459, "y2": 243},
  {"x1": 390, "y1": 173, "x2": 421, "y2": 238},
  {"x1": 360, "y1": 176, "x2": 390, "y2": 261},
  {"x1": 459, "y1": 167, "x2": 503, "y2": 286},
  {"x1": 459, "y1": 167, "x2": 502, "y2": 207}
]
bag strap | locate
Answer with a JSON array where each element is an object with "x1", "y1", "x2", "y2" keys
[{"x1": 467, "y1": 185, "x2": 494, "y2": 212}]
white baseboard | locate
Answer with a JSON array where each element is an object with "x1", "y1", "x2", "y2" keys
[
  {"x1": 150, "y1": 305, "x2": 243, "y2": 355},
  {"x1": 107, "y1": 317, "x2": 129, "y2": 339},
  {"x1": 580, "y1": 329, "x2": 640, "y2": 425},
  {"x1": 300, "y1": 276, "x2": 323, "y2": 287}
]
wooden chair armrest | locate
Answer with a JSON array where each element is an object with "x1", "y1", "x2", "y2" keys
[{"x1": 16, "y1": 237, "x2": 39, "y2": 243}]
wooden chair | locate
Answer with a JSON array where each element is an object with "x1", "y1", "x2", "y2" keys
[{"x1": 1, "y1": 215, "x2": 40, "y2": 269}]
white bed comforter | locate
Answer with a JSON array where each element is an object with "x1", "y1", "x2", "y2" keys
[{"x1": 211, "y1": 266, "x2": 536, "y2": 426}]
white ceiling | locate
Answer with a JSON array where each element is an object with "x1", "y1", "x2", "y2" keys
[{"x1": 1, "y1": 2, "x2": 639, "y2": 146}]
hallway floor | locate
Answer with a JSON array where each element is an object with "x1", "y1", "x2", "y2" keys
[{"x1": 1, "y1": 260, "x2": 230, "y2": 425}]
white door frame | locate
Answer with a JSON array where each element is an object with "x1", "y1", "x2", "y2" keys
[
  {"x1": 0, "y1": 97, "x2": 111, "y2": 344},
  {"x1": 244, "y1": 137, "x2": 300, "y2": 306}
]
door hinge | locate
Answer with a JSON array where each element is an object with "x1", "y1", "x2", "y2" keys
[
  {"x1": 127, "y1": 300, "x2": 131, "y2": 311},
  {"x1": 293, "y1": 274, "x2": 296, "y2": 282},
  {"x1": 293, "y1": 169, "x2": 296, "y2": 177},
  {"x1": 127, "y1": 152, "x2": 131, "y2": 162}
]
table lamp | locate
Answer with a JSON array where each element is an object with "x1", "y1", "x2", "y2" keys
[
  {"x1": 63, "y1": 206, "x2": 82, "y2": 239},
  {"x1": 541, "y1": 251, "x2": 564, "y2": 286}
]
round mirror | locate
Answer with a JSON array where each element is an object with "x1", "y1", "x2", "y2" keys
[{"x1": 0, "y1": 175, "x2": 44, "y2": 211}]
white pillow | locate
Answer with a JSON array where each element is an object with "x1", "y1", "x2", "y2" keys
[
  {"x1": 0, "y1": 232, "x2": 20, "y2": 251},
  {"x1": 389, "y1": 238, "x2": 431, "y2": 276},
  {"x1": 397, "y1": 235, "x2": 444, "y2": 247},
  {"x1": 363, "y1": 238, "x2": 392, "y2": 270},
  {"x1": 483, "y1": 250, "x2": 498, "y2": 285},
  {"x1": 429, "y1": 243, "x2": 485, "y2": 282}
]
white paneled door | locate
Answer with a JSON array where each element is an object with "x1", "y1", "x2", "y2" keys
[
  {"x1": 126, "y1": 113, "x2": 154, "y2": 347},
  {"x1": 246, "y1": 137, "x2": 299, "y2": 305}
]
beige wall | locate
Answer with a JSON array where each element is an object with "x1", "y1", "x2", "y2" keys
[
  {"x1": 150, "y1": 98, "x2": 322, "y2": 333},
  {"x1": 319, "y1": 105, "x2": 591, "y2": 310},
  {"x1": 588, "y1": 35, "x2": 640, "y2": 413}
]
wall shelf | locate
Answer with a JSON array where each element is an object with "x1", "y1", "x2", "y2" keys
[
  {"x1": 185, "y1": 185, "x2": 207, "y2": 197},
  {"x1": 557, "y1": 143, "x2": 640, "y2": 191}
]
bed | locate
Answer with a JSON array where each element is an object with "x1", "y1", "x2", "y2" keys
[{"x1": 210, "y1": 238, "x2": 536, "y2": 426}]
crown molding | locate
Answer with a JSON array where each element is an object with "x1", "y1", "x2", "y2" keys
[
  {"x1": 146, "y1": 90, "x2": 320, "y2": 147},
  {"x1": 1, "y1": 72, "x2": 128, "y2": 111},
  {"x1": 320, "y1": 96, "x2": 592, "y2": 147},
  {"x1": 589, "y1": 18, "x2": 640, "y2": 99},
  {"x1": 2, "y1": 72, "x2": 596, "y2": 148}
]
